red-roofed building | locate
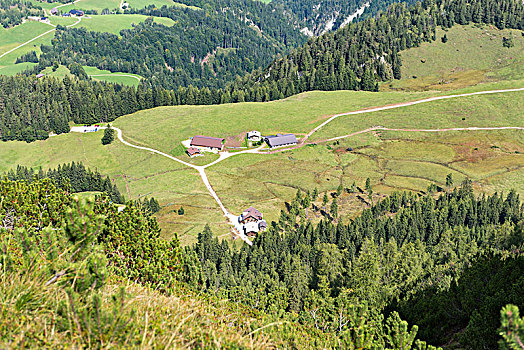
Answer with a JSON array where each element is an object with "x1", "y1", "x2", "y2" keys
[
  {"x1": 190, "y1": 135, "x2": 224, "y2": 151},
  {"x1": 186, "y1": 147, "x2": 201, "y2": 158}
]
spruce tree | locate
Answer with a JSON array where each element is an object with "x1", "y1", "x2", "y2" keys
[{"x1": 101, "y1": 125, "x2": 115, "y2": 145}]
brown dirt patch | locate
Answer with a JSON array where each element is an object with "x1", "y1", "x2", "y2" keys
[
  {"x1": 452, "y1": 142, "x2": 498, "y2": 163},
  {"x1": 224, "y1": 132, "x2": 247, "y2": 148}
]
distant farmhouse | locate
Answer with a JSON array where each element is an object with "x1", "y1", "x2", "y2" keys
[
  {"x1": 190, "y1": 135, "x2": 224, "y2": 152},
  {"x1": 238, "y1": 207, "x2": 267, "y2": 237},
  {"x1": 247, "y1": 130, "x2": 261, "y2": 142},
  {"x1": 50, "y1": 8, "x2": 58, "y2": 15},
  {"x1": 265, "y1": 133, "x2": 298, "y2": 148}
]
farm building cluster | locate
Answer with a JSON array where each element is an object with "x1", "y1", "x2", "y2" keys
[{"x1": 183, "y1": 131, "x2": 298, "y2": 157}]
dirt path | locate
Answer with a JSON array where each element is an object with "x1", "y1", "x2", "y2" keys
[
  {"x1": 111, "y1": 127, "x2": 260, "y2": 244},
  {"x1": 324, "y1": 126, "x2": 524, "y2": 143}
]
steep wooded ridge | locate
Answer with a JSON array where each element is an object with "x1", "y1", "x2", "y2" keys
[
  {"x1": 1, "y1": 178, "x2": 522, "y2": 348},
  {"x1": 229, "y1": 0, "x2": 524, "y2": 96},
  {"x1": 272, "y1": 0, "x2": 420, "y2": 36},
  {"x1": 28, "y1": 0, "x2": 308, "y2": 90}
]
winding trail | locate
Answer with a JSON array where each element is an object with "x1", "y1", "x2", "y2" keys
[
  {"x1": 80, "y1": 87, "x2": 523, "y2": 245},
  {"x1": 301, "y1": 87, "x2": 524, "y2": 144},
  {"x1": 111, "y1": 128, "x2": 254, "y2": 245}
]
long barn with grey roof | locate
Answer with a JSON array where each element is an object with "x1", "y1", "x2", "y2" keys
[{"x1": 265, "y1": 133, "x2": 298, "y2": 148}]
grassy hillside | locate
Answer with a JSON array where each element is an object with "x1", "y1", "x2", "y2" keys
[
  {"x1": 114, "y1": 89, "x2": 440, "y2": 154},
  {"x1": 2, "y1": 84, "x2": 522, "y2": 244},
  {"x1": 386, "y1": 25, "x2": 524, "y2": 91}
]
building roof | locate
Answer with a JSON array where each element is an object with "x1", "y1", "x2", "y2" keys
[
  {"x1": 258, "y1": 220, "x2": 267, "y2": 229},
  {"x1": 190, "y1": 135, "x2": 224, "y2": 149},
  {"x1": 186, "y1": 147, "x2": 200, "y2": 156},
  {"x1": 247, "y1": 130, "x2": 261, "y2": 138},
  {"x1": 265, "y1": 133, "x2": 297, "y2": 147},
  {"x1": 36, "y1": 73, "x2": 45, "y2": 78},
  {"x1": 242, "y1": 206, "x2": 263, "y2": 221}
]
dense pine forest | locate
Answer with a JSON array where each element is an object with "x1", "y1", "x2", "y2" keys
[
  {"x1": 184, "y1": 181, "x2": 524, "y2": 348},
  {"x1": 1, "y1": 177, "x2": 522, "y2": 348},
  {"x1": 30, "y1": 0, "x2": 306, "y2": 90}
]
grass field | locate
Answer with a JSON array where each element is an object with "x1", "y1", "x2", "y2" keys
[
  {"x1": 74, "y1": 14, "x2": 175, "y2": 34},
  {"x1": 385, "y1": 25, "x2": 524, "y2": 91},
  {"x1": 57, "y1": 0, "x2": 122, "y2": 12},
  {"x1": 83, "y1": 66, "x2": 142, "y2": 86},
  {"x1": 0, "y1": 21, "x2": 51, "y2": 56},
  {"x1": 311, "y1": 89, "x2": 524, "y2": 141},
  {"x1": 113, "y1": 89, "x2": 441, "y2": 155}
]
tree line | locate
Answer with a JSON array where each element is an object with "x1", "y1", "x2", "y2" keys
[{"x1": 3, "y1": 162, "x2": 124, "y2": 203}]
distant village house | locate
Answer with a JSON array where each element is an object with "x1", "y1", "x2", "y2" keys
[
  {"x1": 238, "y1": 207, "x2": 267, "y2": 237},
  {"x1": 50, "y1": 8, "x2": 58, "y2": 15},
  {"x1": 265, "y1": 133, "x2": 298, "y2": 148}
]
